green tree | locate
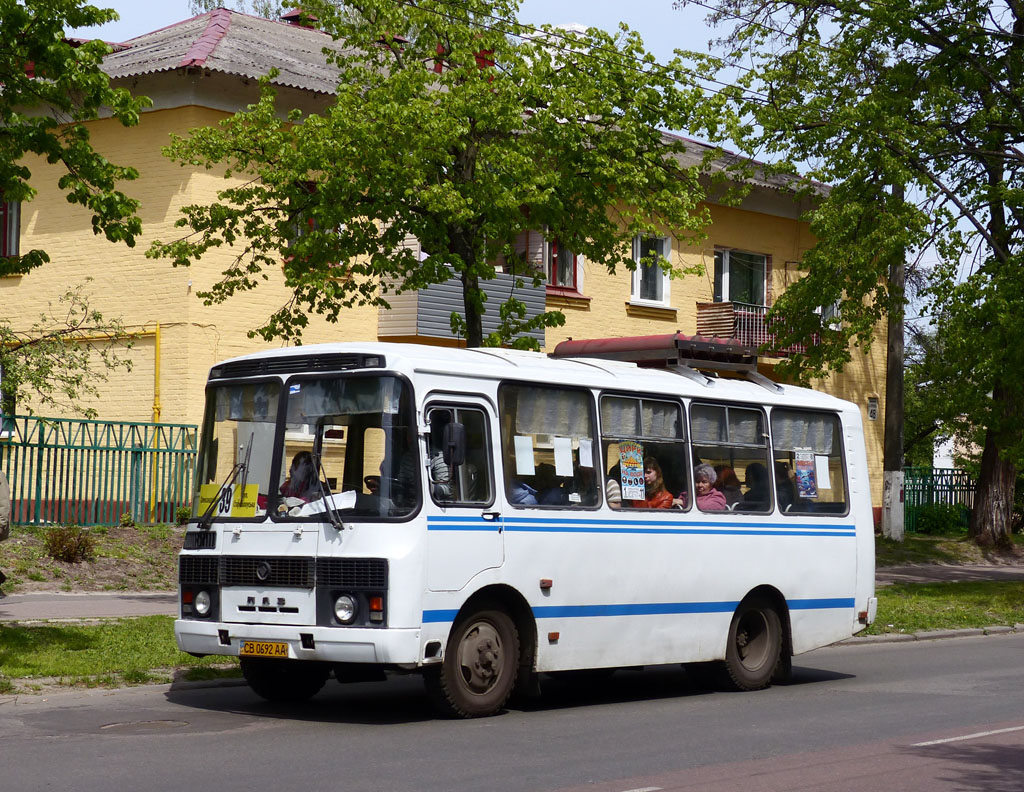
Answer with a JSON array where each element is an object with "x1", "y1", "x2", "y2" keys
[
  {"x1": 0, "y1": 0, "x2": 149, "y2": 277},
  {"x1": 691, "y1": 0, "x2": 1024, "y2": 546},
  {"x1": 0, "y1": 282, "x2": 133, "y2": 420},
  {"x1": 149, "y1": 0, "x2": 725, "y2": 347}
]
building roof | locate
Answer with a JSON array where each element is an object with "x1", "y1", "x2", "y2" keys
[{"x1": 103, "y1": 8, "x2": 347, "y2": 95}]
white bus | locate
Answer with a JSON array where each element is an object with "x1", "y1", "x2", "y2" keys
[{"x1": 176, "y1": 336, "x2": 876, "y2": 717}]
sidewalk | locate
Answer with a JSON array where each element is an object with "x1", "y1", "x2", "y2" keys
[
  {"x1": 875, "y1": 563, "x2": 1024, "y2": 586},
  {"x1": 0, "y1": 590, "x2": 177, "y2": 622},
  {"x1": 1, "y1": 564, "x2": 1022, "y2": 623}
]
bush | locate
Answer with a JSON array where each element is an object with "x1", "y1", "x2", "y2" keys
[
  {"x1": 913, "y1": 502, "x2": 969, "y2": 535},
  {"x1": 175, "y1": 506, "x2": 190, "y2": 526},
  {"x1": 44, "y1": 525, "x2": 96, "y2": 563},
  {"x1": 119, "y1": 511, "x2": 135, "y2": 528}
]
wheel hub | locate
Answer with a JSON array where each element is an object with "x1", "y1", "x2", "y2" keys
[{"x1": 458, "y1": 623, "x2": 503, "y2": 693}]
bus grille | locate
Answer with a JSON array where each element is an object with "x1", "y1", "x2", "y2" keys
[
  {"x1": 317, "y1": 558, "x2": 388, "y2": 589},
  {"x1": 220, "y1": 557, "x2": 316, "y2": 588},
  {"x1": 182, "y1": 531, "x2": 217, "y2": 550},
  {"x1": 179, "y1": 556, "x2": 219, "y2": 585},
  {"x1": 178, "y1": 556, "x2": 387, "y2": 589}
]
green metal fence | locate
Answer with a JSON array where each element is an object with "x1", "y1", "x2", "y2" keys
[
  {"x1": 0, "y1": 414, "x2": 197, "y2": 526},
  {"x1": 904, "y1": 466, "x2": 975, "y2": 533}
]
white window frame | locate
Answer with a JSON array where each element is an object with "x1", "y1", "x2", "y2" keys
[
  {"x1": 631, "y1": 235, "x2": 672, "y2": 307},
  {"x1": 714, "y1": 248, "x2": 767, "y2": 306}
]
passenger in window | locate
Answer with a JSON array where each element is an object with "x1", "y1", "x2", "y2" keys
[
  {"x1": 280, "y1": 451, "x2": 319, "y2": 502},
  {"x1": 535, "y1": 463, "x2": 568, "y2": 505},
  {"x1": 740, "y1": 462, "x2": 770, "y2": 510},
  {"x1": 714, "y1": 465, "x2": 743, "y2": 507},
  {"x1": 605, "y1": 477, "x2": 622, "y2": 508},
  {"x1": 509, "y1": 479, "x2": 538, "y2": 505},
  {"x1": 428, "y1": 413, "x2": 453, "y2": 500},
  {"x1": 631, "y1": 457, "x2": 674, "y2": 509},
  {"x1": 775, "y1": 461, "x2": 796, "y2": 511},
  {"x1": 695, "y1": 464, "x2": 728, "y2": 511}
]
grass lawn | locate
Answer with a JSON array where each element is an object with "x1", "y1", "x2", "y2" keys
[
  {"x1": 865, "y1": 580, "x2": 1024, "y2": 635},
  {"x1": 0, "y1": 615, "x2": 238, "y2": 694}
]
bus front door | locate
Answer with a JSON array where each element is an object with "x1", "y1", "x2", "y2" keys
[{"x1": 425, "y1": 401, "x2": 504, "y2": 592}]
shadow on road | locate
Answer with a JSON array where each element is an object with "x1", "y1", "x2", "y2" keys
[
  {"x1": 902, "y1": 741, "x2": 1024, "y2": 792},
  {"x1": 163, "y1": 662, "x2": 854, "y2": 725}
]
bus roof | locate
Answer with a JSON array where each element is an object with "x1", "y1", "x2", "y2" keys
[{"x1": 211, "y1": 342, "x2": 856, "y2": 413}]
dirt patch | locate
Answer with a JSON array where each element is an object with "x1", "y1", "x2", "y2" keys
[{"x1": 0, "y1": 523, "x2": 183, "y2": 593}]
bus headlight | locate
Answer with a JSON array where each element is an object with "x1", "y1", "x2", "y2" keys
[
  {"x1": 194, "y1": 589, "x2": 212, "y2": 617},
  {"x1": 334, "y1": 594, "x2": 357, "y2": 624}
]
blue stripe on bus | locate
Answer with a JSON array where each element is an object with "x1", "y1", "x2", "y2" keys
[
  {"x1": 788, "y1": 597, "x2": 856, "y2": 610},
  {"x1": 426, "y1": 516, "x2": 855, "y2": 537},
  {"x1": 422, "y1": 597, "x2": 854, "y2": 624}
]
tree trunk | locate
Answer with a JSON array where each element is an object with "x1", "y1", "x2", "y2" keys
[
  {"x1": 882, "y1": 184, "x2": 906, "y2": 540},
  {"x1": 460, "y1": 267, "x2": 484, "y2": 348},
  {"x1": 969, "y1": 384, "x2": 1016, "y2": 547}
]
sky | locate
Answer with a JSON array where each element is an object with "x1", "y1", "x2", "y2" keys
[{"x1": 72, "y1": 1, "x2": 721, "y2": 66}]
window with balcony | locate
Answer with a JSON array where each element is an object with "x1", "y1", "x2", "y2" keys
[
  {"x1": 1, "y1": 199, "x2": 19, "y2": 259},
  {"x1": 714, "y1": 249, "x2": 765, "y2": 306},
  {"x1": 631, "y1": 235, "x2": 671, "y2": 306}
]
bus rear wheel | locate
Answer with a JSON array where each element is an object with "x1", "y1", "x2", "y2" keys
[
  {"x1": 425, "y1": 607, "x2": 519, "y2": 718},
  {"x1": 240, "y1": 657, "x2": 330, "y2": 703},
  {"x1": 721, "y1": 596, "x2": 782, "y2": 692}
]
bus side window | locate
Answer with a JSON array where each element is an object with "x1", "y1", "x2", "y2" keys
[
  {"x1": 601, "y1": 394, "x2": 688, "y2": 510},
  {"x1": 426, "y1": 405, "x2": 494, "y2": 507},
  {"x1": 770, "y1": 408, "x2": 848, "y2": 516},
  {"x1": 498, "y1": 384, "x2": 599, "y2": 509},
  {"x1": 690, "y1": 402, "x2": 772, "y2": 513}
]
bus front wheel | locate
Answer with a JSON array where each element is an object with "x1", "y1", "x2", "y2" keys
[
  {"x1": 425, "y1": 607, "x2": 520, "y2": 718},
  {"x1": 240, "y1": 657, "x2": 330, "y2": 703},
  {"x1": 722, "y1": 596, "x2": 782, "y2": 692}
]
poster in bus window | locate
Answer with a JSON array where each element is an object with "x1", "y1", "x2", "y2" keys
[
  {"x1": 794, "y1": 451, "x2": 818, "y2": 499},
  {"x1": 619, "y1": 440, "x2": 645, "y2": 501}
]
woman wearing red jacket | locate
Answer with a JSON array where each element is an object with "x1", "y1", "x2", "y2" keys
[{"x1": 631, "y1": 456, "x2": 674, "y2": 509}]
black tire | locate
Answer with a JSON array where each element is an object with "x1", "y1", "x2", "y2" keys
[
  {"x1": 721, "y1": 596, "x2": 782, "y2": 692},
  {"x1": 240, "y1": 657, "x2": 330, "y2": 703},
  {"x1": 424, "y1": 607, "x2": 519, "y2": 718}
]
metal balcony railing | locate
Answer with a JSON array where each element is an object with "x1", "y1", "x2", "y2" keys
[{"x1": 695, "y1": 301, "x2": 820, "y2": 357}]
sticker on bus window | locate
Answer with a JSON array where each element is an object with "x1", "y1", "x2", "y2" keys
[
  {"x1": 815, "y1": 455, "x2": 832, "y2": 490},
  {"x1": 619, "y1": 441, "x2": 645, "y2": 501},
  {"x1": 198, "y1": 483, "x2": 259, "y2": 517},
  {"x1": 795, "y1": 452, "x2": 818, "y2": 499},
  {"x1": 514, "y1": 435, "x2": 536, "y2": 476},
  {"x1": 553, "y1": 437, "x2": 574, "y2": 477}
]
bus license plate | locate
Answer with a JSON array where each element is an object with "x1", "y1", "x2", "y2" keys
[{"x1": 239, "y1": 640, "x2": 289, "y2": 658}]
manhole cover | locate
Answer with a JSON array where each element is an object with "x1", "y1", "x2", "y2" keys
[{"x1": 100, "y1": 720, "x2": 189, "y2": 734}]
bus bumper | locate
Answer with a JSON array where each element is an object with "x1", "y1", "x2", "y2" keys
[{"x1": 175, "y1": 619, "x2": 423, "y2": 666}]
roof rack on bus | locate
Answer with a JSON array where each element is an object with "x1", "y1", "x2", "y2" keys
[{"x1": 550, "y1": 333, "x2": 784, "y2": 394}]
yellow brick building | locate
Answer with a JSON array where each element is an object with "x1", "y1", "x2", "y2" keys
[{"x1": 2, "y1": 9, "x2": 886, "y2": 508}]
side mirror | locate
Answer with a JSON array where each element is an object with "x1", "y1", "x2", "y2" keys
[{"x1": 442, "y1": 422, "x2": 466, "y2": 467}]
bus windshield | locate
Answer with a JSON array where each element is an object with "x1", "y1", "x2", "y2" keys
[
  {"x1": 272, "y1": 374, "x2": 418, "y2": 519},
  {"x1": 194, "y1": 380, "x2": 281, "y2": 521},
  {"x1": 193, "y1": 375, "x2": 419, "y2": 522}
]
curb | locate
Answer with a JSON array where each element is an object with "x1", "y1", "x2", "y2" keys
[{"x1": 841, "y1": 623, "x2": 1024, "y2": 645}]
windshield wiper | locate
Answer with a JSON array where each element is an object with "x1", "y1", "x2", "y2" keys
[
  {"x1": 313, "y1": 454, "x2": 345, "y2": 532},
  {"x1": 196, "y1": 433, "x2": 253, "y2": 530}
]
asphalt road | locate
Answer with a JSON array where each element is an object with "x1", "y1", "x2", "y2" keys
[{"x1": 1, "y1": 632, "x2": 1022, "y2": 792}]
